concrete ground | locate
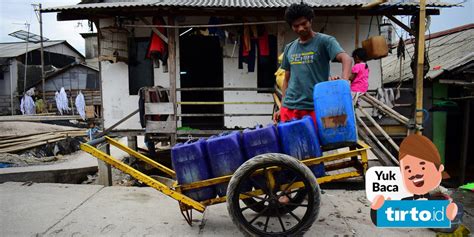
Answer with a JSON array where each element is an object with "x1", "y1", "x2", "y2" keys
[{"x1": 1, "y1": 182, "x2": 439, "y2": 237}]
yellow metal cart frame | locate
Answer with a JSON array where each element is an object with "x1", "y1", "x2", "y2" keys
[{"x1": 81, "y1": 136, "x2": 369, "y2": 234}]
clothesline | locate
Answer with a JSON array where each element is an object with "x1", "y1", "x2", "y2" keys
[{"x1": 123, "y1": 20, "x2": 286, "y2": 29}]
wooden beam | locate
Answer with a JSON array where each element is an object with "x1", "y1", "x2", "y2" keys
[
  {"x1": 49, "y1": 8, "x2": 441, "y2": 22},
  {"x1": 277, "y1": 16, "x2": 286, "y2": 53},
  {"x1": 385, "y1": 15, "x2": 415, "y2": 36},
  {"x1": 414, "y1": 0, "x2": 427, "y2": 135},
  {"x1": 168, "y1": 16, "x2": 177, "y2": 145},
  {"x1": 97, "y1": 143, "x2": 112, "y2": 186},
  {"x1": 139, "y1": 17, "x2": 168, "y2": 44},
  {"x1": 459, "y1": 101, "x2": 470, "y2": 185},
  {"x1": 355, "y1": 13, "x2": 360, "y2": 48},
  {"x1": 361, "y1": 0, "x2": 388, "y2": 9},
  {"x1": 97, "y1": 109, "x2": 139, "y2": 137}
]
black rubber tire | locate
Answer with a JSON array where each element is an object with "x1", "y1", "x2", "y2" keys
[
  {"x1": 227, "y1": 153, "x2": 321, "y2": 236},
  {"x1": 242, "y1": 189, "x2": 307, "y2": 215}
]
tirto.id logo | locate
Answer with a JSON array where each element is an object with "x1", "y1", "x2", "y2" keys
[{"x1": 377, "y1": 200, "x2": 450, "y2": 228}]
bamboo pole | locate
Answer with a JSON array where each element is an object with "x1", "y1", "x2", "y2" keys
[
  {"x1": 356, "y1": 114, "x2": 399, "y2": 165},
  {"x1": 357, "y1": 107, "x2": 400, "y2": 151},
  {"x1": 360, "y1": 94, "x2": 409, "y2": 124},
  {"x1": 414, "y1": 0, "x2": 427, "y2": 135}
]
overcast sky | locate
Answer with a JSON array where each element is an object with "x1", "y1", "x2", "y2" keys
[{"x1": 1, "y1": 0, "x2": 472, "y2": 56}]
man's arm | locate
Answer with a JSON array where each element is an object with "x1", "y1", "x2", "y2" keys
[
  {"x1": 335, "y1": 52, "x2": 352, "y2": 80},
  {"x1": 282, "y1": 70, "x2": 290, "y2": 100}
]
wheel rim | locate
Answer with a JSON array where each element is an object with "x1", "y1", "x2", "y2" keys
[{"x1": 232, "y1": 162, "x2": 314, "y2": 236}]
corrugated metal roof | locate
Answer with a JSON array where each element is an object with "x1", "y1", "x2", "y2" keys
[
  {"x1": 42, "y1": 0, "x2": 456, "y2": 12},
  {"x1": 382, "y1": 24, "x2": 474, "y2": 84},
  {"x1": 0, "y1": 40, "x2": 66, "y2": 58}
]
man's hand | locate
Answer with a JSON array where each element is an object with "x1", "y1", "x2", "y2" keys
[
  {"x1": 329, "y1": 75, "x2": 341, "y2": 81},
  {"x1": 446, "y1": 202, "x2": 458, "y2": 221},
  {"x1": 371, "y1": 195, "x2": 388, "y2": 210},
  {"x1": 273, "y1": 111, "x2": 280, "y2": 124}
]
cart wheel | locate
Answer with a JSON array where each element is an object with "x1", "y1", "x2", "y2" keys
[
  {"x1": 242, "y1": 189, "x2": 307, "y2": 215},
  {"x1": 227, "y1": 153, "x2": 320, "y2": 236}
]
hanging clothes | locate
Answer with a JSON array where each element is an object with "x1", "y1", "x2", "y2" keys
[
  {"x1": 372, "y1": 87, "x2": 399, "y2": 118},
  {"x1": 208, "y1": 16, "x2": 226, "y2": 43},
  {"x1": 20, "y1": 95, "x2": 35, "y2": 115},
  {"x1": 55, "y1": 87, "x2": 70, "y2": 115},
  {"x1": 75, "y1": 91, "x2": 86, "y2": 120},
  {"x1": 257, "y1": 34, "x2": 277, "y2": 89},
  {"x1": 238, "y1": 34, "x2": 257, "y2": 72},
  {"x1": 239, "y1": 25, "x2": 273, "y2": 74},
  {"x1": 257, "y1": 25, "x2": 270, "y2": 56},
  {"x1": 146, "y1": 16, "x2": 168, "y2": 69},
  {"x1": 54, "y1": 91, "x2": 61, "y2": 115}
]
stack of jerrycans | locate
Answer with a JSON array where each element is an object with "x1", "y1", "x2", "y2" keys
[
  {"x1": 205, "y1": 131, "x2": 249, "y2": 197},
  {"x1": 171, "y1": 139, "x2": 216, "y2": 201},
  {"x1": 277, "y1": 116, "x2": 325, "y2": 178},
  {"x1": 241, "y1": 125, "x2": 281, "y2": 187}
]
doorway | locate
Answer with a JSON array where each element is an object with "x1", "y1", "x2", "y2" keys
[{"x1": 179, "y1": 35, "x2": 224, "y2": 129}]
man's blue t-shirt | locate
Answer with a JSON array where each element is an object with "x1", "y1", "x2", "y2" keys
[{"x1": 281, "y1": 33, "x2": 344, "y2": 110}]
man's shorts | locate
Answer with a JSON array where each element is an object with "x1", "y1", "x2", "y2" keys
[{"x1": 280, "y1": 106, "x2": 316, "y2": 125}]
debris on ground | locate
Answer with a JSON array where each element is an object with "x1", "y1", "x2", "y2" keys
[
  {"x1": 0, "y1": 153, "x2": 60, "y2": 167},
  {"x1": 0, "y1": 122, "x2": 89, "y2": 167}
]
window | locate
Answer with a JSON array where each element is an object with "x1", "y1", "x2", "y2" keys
[
  {"x1": 128, "y1": 37, "x2": 154, "y2": 95},
  {"x1": 86, "y1": 73, "x2": 99, "y2": 89}
]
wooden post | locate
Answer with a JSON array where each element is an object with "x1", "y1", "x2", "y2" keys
[
  {"x1": 95, "y1": 19, "x2": 111, "y2": 186},
  {"x1": 414, "y1": 0, "x2": 426, "y2": 135},
  {"x1": 277, "y1": 16, "x2": 286, "y2": 53},
  {"x1": 127, "y1": 136, "x2": 137, "y2": 151},
  {"x1": 9, "y1": 59, "x2": 14, "y2": 115},
  {"x1": 355, "y1": 13, "x2": 359, "y2": 48},
  {"x1": 127, "y1": 135, "x2": 137, "y2": 164},
  {"x1": 168, "y1": 16, "x2": 177, "y2": 145},
  {"x1": 98, "y1": 143, "x2": 112, "y2": 186},
  {"x1": 459, "y1": 101, "x2": 470, "y2": 185}
]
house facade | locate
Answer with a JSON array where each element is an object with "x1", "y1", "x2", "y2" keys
[{"x1": 43, "y1": 0, "x2": 451, "y2": 141}]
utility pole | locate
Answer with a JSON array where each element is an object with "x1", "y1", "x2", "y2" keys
[
  {"x1": 23, "y1": 23, "x2": 30, "y2": 94},
  {"x1": 39, "y1": 3, "x2": 45, "y2": 101},
  {"x1": 33, "y1": 3, "x2": 45, "y2": 101},
  {"x1": 414, "y1": 0, "x2": 426, "y2": 135}
]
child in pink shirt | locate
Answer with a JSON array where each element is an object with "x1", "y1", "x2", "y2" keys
[{"x1": 349, "y1": 48, "x2": 369, "y2": 104}]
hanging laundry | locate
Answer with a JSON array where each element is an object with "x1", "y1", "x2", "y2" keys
[
  {"x1": 258, "y1": 31, "x2": 270, "y2": 56},
  {"x1": 75, "y1": 91, "x2": 86, "y2": 120},
  {"x1": 54, "y1": 91, "x2": 61, "y2": 114},
  {"x1": 147, "y1": 16, "x2": 168, "y2": 70},
  {"x1": 257, "y1": 34, "x2": 277, "y2": 89},
  {"x1": 55, "y1": 87, "x2": 70, "y2": 115},
  {"x1": 239, "y1": 36, "x2": 257, "y2": 72},
  {"x1": 239, "y1": 25, "x2": 275, "y2": 74},
  {"x1": 208, "y1": 16, "x2": 226, "y2": 44},
  {"x1": 372, "y1": 87, "x2": 399, "y2": 118},
  {"x1": 20, "y1": 89, "x2": 36, "y2": 115}
]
